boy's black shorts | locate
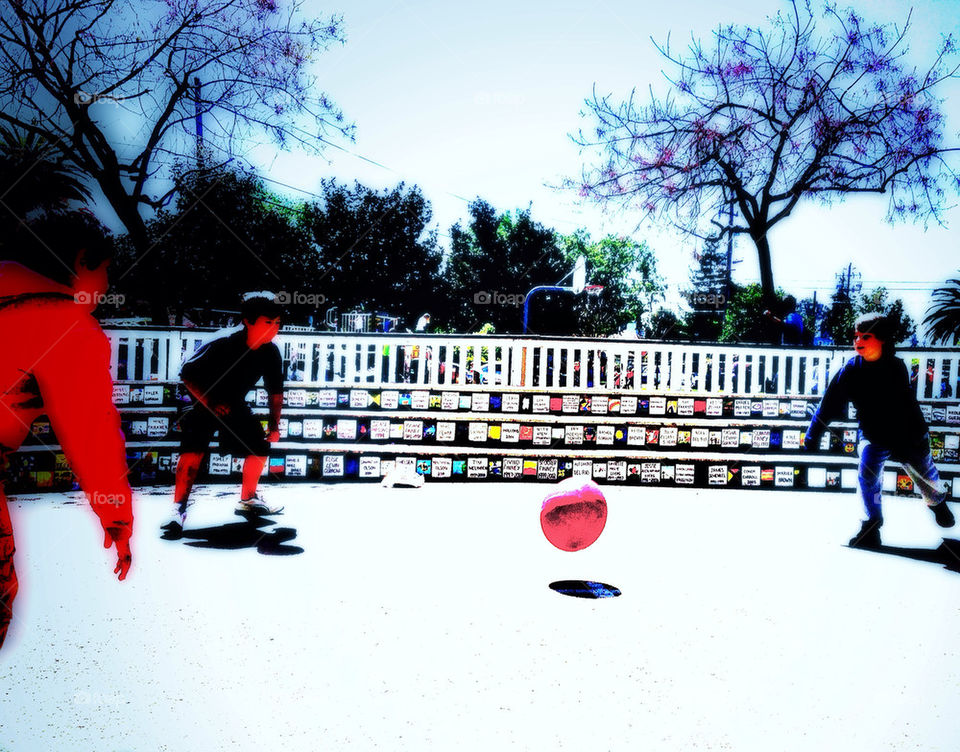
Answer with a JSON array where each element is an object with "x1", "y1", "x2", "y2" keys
[{"x1": 178, "y1": 403, "x2": 269, "y2": 457}]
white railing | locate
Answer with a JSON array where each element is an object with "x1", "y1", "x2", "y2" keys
[{"x1": 102, "y1": 327, "x2": 960, "y2": 401}]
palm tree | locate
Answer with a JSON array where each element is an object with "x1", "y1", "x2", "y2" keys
[
  {"x1": 0, "y1": 125, "x2": 91, "y2": 224},
  {"x1": 923, "y1": 278, "x2": 960, "y2": 345}
]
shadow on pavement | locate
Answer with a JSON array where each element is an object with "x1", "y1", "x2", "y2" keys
[
  {"x1": 162, "y1": 513, "x2": 304, "y2": 556},
  {"x1": 549, "y1": 580, "x2": 621, "y2": 598},
  {"x1": 851, "y1": 538, "x2": 960, "y2": 574}
]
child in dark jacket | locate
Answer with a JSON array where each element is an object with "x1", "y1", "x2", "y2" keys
[{"x1": 805, "y1": 313, "x2": 954, "y2": 547}]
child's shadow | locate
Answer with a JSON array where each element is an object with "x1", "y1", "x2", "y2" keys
[
  {"x1": 167, "y1": 513, "x2": 303, "y2": 556},
  {"x1": 855, "y1": 538, "x2": 960, "y2": 574}
]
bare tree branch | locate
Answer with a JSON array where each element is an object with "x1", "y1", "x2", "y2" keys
[
  {"x1": 572, "y1": 0, "x2": 960, "y2": 301},
  {"x1": 0, "y1": 0, "x2": 354, "y2": 251}
]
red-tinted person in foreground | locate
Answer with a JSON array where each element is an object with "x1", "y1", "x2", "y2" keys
[
  {"x1": 165, "y1": 292, "x2": 284, "y2": 537},
  {"x1": 805, "y1": 313, "x2": 954, "y2": 548},
  {"x1": 0, "y1": 211, "x2": 133, "y2": 649}
]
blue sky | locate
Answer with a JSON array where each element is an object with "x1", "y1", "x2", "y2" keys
[
  {"x1": 237, "y1": 0, "x2": 960, "y2": 336},
  {"x1": 100, "y1": 0, "x2": 960, "y2": 336}
]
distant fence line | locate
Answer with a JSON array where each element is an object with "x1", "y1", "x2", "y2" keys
[
  {"x1": 103, "y1": 328, "x2": 960, "y2": 401},
  {"x1": 7, "y1": 328, "x2": 957, "y2": 494}
]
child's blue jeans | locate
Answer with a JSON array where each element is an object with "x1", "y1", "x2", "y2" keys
[{"x1": 859, "y1": 438, "x2": 944, "y2": 521}]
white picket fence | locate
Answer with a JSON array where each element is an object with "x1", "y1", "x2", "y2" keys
[{"x1": 102, "y1": 328, "x2": 960, "y2": 401}]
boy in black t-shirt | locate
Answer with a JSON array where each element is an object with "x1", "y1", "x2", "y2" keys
[
  {"x1": 164, "y1": 292, "x2": 285, "y2": 536},
  {"x1": 805, "y1": 313, "x2": 954, "y2": 548}
]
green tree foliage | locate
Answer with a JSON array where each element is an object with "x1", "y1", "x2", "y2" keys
[
  {"x1": 556, "y1": 231, "x2": 663, "y2": 336},
  {"x1": 823, "y1": 287, "x2": 857, "y2": 348},
  {"x1": 0, "y1": 126, "x2": 90, "y2": 229},
  {"x1": 924, "y1": 277, "x2": 960, "y2": 345},
  {"x1": 683, "y1": 237, "x2": 728, "y2": 341},
  {"x1": 441, "y1": 200, "x2": 568, "y2": 333},
  {"x1": 114, "y1": 174, "x2": 443, "y2": 328},
  {"x1": 857, "y1": 287, "x2": 915, "y2": 344},
  {"x1": 719, "y1": 284, "x2": 772, "y2": 343},
  {"x1": 113, "y1": 166, "x2": 315, "y2": 324},
  {"x1": 647, "y1": 308, "x2": 685, "y2": 340},
  {"x1": 823, "y1": 273, "x2": 915, "y2": 346},
  {"x1": 301, "y1": 180, "x2": 442, "y2": 329}
]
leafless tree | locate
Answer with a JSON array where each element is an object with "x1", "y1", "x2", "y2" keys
[
  {"x1": 575, "y1": 0, "x2": 960, "y2": 302},
  {"x1": 0, "y1": 0, "x2": 351, "y2": 250}
]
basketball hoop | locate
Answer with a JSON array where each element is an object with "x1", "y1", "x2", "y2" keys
[{"x1": 583, "y1": 285, "x2": 604, "y2": 296}]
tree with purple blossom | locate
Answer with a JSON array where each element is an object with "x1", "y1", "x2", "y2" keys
[
  {"x1": 574, "y1": 0, "x2": 960, "y2": 304},
  {"x1": 0, "y1": 0, "x2": 352, "y2": 254}
]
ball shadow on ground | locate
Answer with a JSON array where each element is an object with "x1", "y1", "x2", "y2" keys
[
  {"x1": 162, "y1": 512, "x2": 304, "y2": 556},
  {"x1": 549, "y1": 580, "x2": 621, "y2": 598}
]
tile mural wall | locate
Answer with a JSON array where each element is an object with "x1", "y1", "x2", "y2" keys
[{"x1": 8, "y1": 383, "x2": 960, "y2": 498}]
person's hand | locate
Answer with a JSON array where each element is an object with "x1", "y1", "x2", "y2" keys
[
  {"x1": 103, "y1": 527, "x2": 132, "y2": 581},
  {"x1": 763, "y1": 309, "x2": 773, "y2": 318},
  {"x1": 267, "y1": 429, "x2": 280, "y2": 443}
]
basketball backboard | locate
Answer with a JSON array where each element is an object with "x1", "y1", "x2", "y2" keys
[{"x1": 572, "y1": 255, "x2": 586, "y2": 294}]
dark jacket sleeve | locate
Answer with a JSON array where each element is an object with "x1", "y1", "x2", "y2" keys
[
  {"x1": 894, "y1": 359, "x2": 920, "y2": 408},
  {"x1": 891, "y1": 358, "x2": 930, "y2": 447},
  {"x1": 805, "y1": 361, "x2": 850, "y2": 449}
]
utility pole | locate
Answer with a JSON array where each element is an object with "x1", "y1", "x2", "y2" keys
[
  {"x1": 194, "y1": 77, "x2": 203, "y2": 168},
  {"x1": 811, "y1": 290, "x2": 818, "y2": 341},
  {"x1": 725, "y1": 202, "x2": 734, "y2": 292},
  {"x1": 825, "y1": 263, "x2": 862, "y2": 345},
  {"x1": 722, "y1": 200, "x2": 734, "y2": 324},
  {"x1": 837, "y1": 263, "x2": 862, "y2": 300}
]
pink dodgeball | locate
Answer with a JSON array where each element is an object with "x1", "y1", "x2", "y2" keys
[{"x1": 540, "y1": 477, "x2": 608, "y2": 552}]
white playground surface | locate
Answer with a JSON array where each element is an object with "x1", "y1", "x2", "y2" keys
[{"x1": 2, "y1": 483, "x2": 960, "y2": 752}]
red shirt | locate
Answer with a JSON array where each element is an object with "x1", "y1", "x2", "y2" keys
[{"x1": 0, "y1": 262, "x2": 133, "y2": 536}]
